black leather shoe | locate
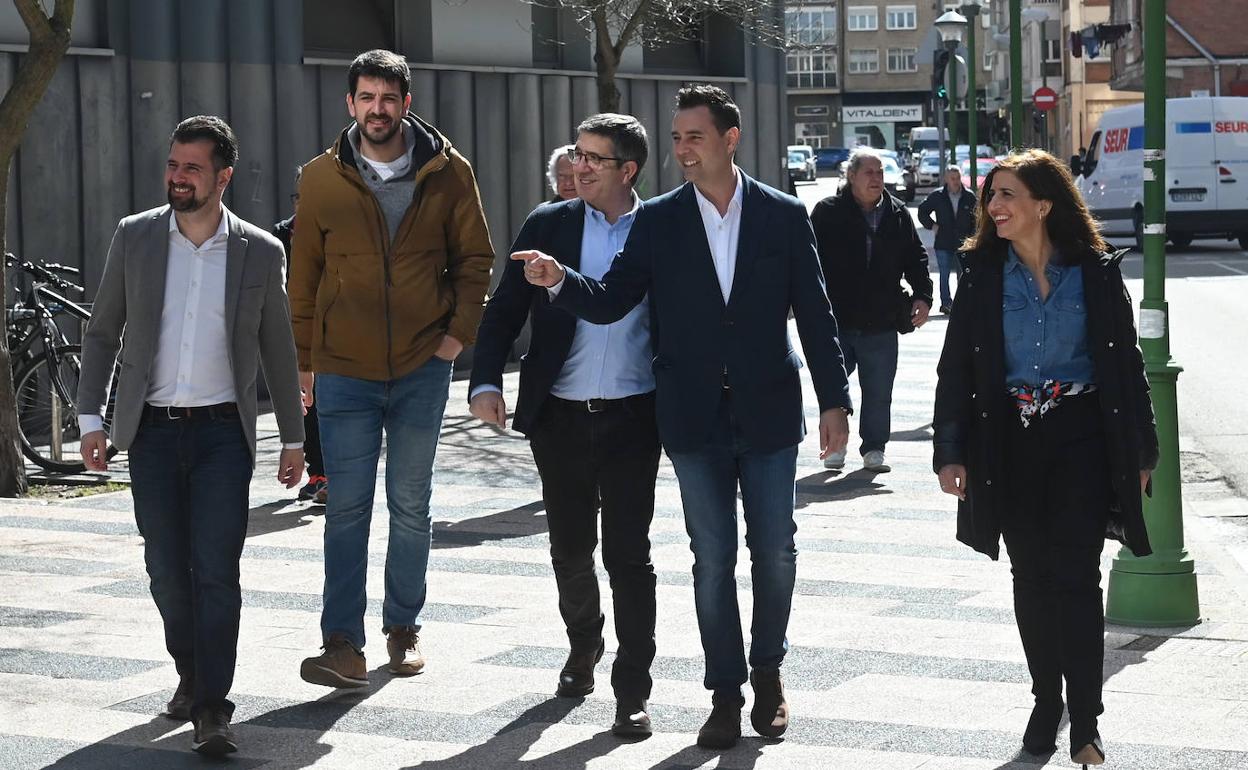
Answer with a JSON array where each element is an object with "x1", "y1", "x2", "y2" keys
[
  {"x1": 164, "y1": 678, "x2": 192, "y2": 721},
  {"x1": 192, "y1": 708, "x2": 237, "y2": 757},
  {"x1": 611, "y1": 697, "x2": 652, "y2": 737},
  {"x1": 749, "y1": 667, "x2": 789, "y2": 738},
  {"x1": 696, "y1": 693, "x2": 743, "y2": 749},
  {"x1": 1022, "y1": 698, "x2": 1063, "y2": 754},
  {"x1": 556, "y1": 638, "x2": 604, "y2": 697}
]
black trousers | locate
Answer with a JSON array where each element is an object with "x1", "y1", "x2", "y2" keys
[
  {"x1": 1000, "y1": 393, "x2": 1112, "y2": 731},
  {"x1": 528, "y1": 392, "x2": 661, "y2": 699},
  {"x1": 304, "y1": 396, "x2": 324, "y2": 477}
]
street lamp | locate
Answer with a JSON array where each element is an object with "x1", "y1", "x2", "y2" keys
[
  {"x1": 960, "y1": 3, "x2": 982, "y2": 191},
  {"x1": 934, "y1": 10, "x2": 967, "y2": 167}
]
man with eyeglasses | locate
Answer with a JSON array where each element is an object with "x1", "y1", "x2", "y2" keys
[{"x1": 470, "y1": 113, "x2": 660, "y2": 738}]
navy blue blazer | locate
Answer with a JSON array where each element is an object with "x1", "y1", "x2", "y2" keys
[
  {"x1": 553, "y1": 173, "x2": 852, "y2": 454},
  {"x1": 469, "y1": 198, "x2": 596, "y2": 436}
]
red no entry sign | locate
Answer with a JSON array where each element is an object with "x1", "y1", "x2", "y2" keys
[{"x1": 1034, "y1": 86, "x2": 1058, "y2": 111}]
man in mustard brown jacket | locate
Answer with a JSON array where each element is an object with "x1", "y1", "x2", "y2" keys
[{"x1": 289, "y1": 49, "x2": 493, "y2": 688}]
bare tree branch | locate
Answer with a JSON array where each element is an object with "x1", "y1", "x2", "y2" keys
[
  {"x1": 613, "y1": 0, "x2": 655, "y2": 58},
  {"x1": 12, "y1": 0, "x2": 53, "y2": 38}
]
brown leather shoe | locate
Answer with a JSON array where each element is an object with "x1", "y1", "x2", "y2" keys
[
  {"x1": 191, "y1": 707, "x2": 237, "y2": 756},
  {"x1": 611, "y1": 697, "x2": 652, "y2": 737},
  {"x1": 749, "y1": 667, "x2": 789, "y2": 738},
  {"x1": 696, "y1": 693, "x2": 743, "y2": 749},
  {"x1": 300, "y1": 633, "x2": 369, "y2": 689},
  {"x1": 164, "y1": 677, "x2": 192, "y2": 721},
  {"x1": 386, "y1": 626, "x2": 425, "y2": 676},
  {"x1": 556, "y1": 638, "x2": 605, "y2": 697}
]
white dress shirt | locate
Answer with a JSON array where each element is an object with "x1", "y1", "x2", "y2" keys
[
  {"x1": 692, "y1": 168, "x2": 744, "y2": 303},
  {"x1": 79, "y1": 207, "x2": 261, "y2": 439}
]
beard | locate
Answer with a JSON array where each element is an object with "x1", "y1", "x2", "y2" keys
[
  {"x1": 167, "y1": 183, "x2": 210, "y2": 213},
  {"x1": 358, "y1": 114, "x2": 401, "y2": 146}
]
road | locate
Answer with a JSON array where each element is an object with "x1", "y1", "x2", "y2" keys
[{"x1": 794, "y1": 175, "x2": 1248, "y2": 498}]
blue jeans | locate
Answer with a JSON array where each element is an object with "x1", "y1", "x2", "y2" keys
[
  {"x1": 935, "y1": 249, "x2": 956, "y2": 308},
  {"x1": 666, "y1": 395, "x2": 799, "y2": 696},
  {"x1": 128, "y1": 407, "x2": 253, "y2": 719},
  {"x1": 840, "y1": 329, "x2": 898, "y2": 456},
  {"x1": 316, "y1": 357, "x2": 453, "y2": 649}
]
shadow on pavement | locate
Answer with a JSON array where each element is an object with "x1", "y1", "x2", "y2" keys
[
  {"x1": 795, "y1": 468, "x2": 892, "y2": 509},
  {"x1": 406, "y1": 698, "x2": 625, "y2": 769},
  {"x1": 246, "y1": 499, "x2": 322, "y2": 538},
  {"x1": 432, "y1": 499, "x2": 547, "y2": 549},
  {"x1": 647, "y1": 740, "x2": 765, "y2": 769},
  {"x1": 890, "y1": 422, "x2": 933, "y2": 442}
]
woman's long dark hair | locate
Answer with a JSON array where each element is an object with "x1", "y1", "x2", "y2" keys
[{"x1": 961, "y1": 149, "x2": 1107, "y2": 261}]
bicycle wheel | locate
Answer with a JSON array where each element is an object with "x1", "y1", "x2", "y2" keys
[{"x1": 13, "y1": 344, "x2": 120, "y2": 474}]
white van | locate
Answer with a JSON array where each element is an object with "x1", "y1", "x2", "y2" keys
[
  {"x1": 1078, "y1": 96, "x2": 1248, "y2": 249},
  {"x1": 907, "y1": 126, "x2": 949, "y2": 168}
]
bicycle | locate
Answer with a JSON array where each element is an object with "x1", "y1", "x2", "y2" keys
[{"x1": 5, "y1": 253, "x2": 119, "y2": 474}]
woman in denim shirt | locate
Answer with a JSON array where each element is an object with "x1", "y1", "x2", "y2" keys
[{"x1": 931, "y1": 150, "x2": 1158, "y2": 768}]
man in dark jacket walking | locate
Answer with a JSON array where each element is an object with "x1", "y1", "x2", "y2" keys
[
  {"x1": 811, "y1": 147, "x2": 933, "y2": 473},
  {"x1": 917, "y1": 165, "x2": 977, "y2": 313}
]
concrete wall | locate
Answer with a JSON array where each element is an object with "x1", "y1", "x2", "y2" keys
[{"x1": 5, "y1": 0, "x2": 788, "y2": 301}]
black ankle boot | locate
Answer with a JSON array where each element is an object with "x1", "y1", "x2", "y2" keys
[{"x1": 1022, "y1": 698, "x2": 1063, "y2": 754}]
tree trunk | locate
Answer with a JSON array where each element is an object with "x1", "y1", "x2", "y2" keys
[
  {"x1": 594, "y1": 45, "x2": 620, "y2": 113},
  {"x1": 0, "y1": 0, "x2": 77, "y2": 495},
  {"x1": 0, "y1": 169, "x2": 27, "y2": 497}
]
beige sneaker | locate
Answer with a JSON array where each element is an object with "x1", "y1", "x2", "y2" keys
[
  {"x1": 300, "y1": 633, "x2": 368, "y2": 689},
  {"x1": 387, "y1": 626, "x2": 425, "y2": 676}
]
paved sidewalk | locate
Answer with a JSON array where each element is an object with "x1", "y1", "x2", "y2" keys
[{"x1": 3, "y1": 311, "x2": 1248, "y2": 769}]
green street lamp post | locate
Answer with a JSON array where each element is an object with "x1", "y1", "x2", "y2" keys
[
  {"x1": 935, "y1": 10, "x2": 968, "y2": 167},
  {"x1": 1009, "y1": 0, "x2": 1023, "y2": 149},
  {"x1": 961, "y1": 3, "x2": 982, "y2": 191},
  {"x1": 1105, "y1": 0, "x2": 1200, "y2": 627}
]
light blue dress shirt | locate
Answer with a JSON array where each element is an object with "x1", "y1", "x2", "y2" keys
[
  {"x1": 1002, "y1": 245, "x2": 1097, "y2": 387},
  {"x1": 550, "y1": 196, "x2": 655, "y2": 400}
]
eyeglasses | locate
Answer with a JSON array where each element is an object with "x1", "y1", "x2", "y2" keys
[{"x1": 566, "y1": 147, "x2": 623, "y2": 170}]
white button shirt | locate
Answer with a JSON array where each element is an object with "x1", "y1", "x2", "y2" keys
[{"x1": 692, "y1": 168, "x2": 744, "y2": 303}]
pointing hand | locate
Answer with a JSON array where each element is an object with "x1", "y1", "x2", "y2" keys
[{"x1": 511, "y1": 250, "x2": 566, "y2": 288}]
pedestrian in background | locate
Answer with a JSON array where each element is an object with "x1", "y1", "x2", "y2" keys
[
  {"x1": 273, "y1": 167, "x2": 328, "y2": 505},
  {"x1": 470, "y1": 114, "x2": 660, "y2": 737},
  {"x1": 933, "y1": 149, "x2": 1157, "y2": 769},
  {"x1": 77, "y1": 116, "x2": 306, "y2": 756},
  {"x1": 918, "y1": 165, "x2": 977, "y2": 313},
  {"x1": 288, "y1": 49, "x2": 493, "y2": 690},
  {"x1": 811, "y1": 147, "x2": 933, "y2": 474},
  {"x1": 546, "y1": 143, "x2": 578, "y2": 202},
  {"x1": 514, "y1": 84, "x2": 852, "y2": 750}
]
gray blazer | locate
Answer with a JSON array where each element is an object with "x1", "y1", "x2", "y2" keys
[{"x1": 77, "y1": 205, "x2": 305, "y2": 462}]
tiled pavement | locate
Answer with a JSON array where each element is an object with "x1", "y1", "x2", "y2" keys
[{"x1": 4, "y1": 308, "x2": 1248, "y2": 769}]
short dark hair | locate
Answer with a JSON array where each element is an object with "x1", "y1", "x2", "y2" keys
[
  {"x1": 170, "y1": 115, "x2": 238, "y2": 171},
  {"x1": 674, "y1": 84, "x2": 741, "y2": 134},
  {"x1": 576, "y1": 113, "x2": 649, "y2": 186},
  {"x1": 348, "y1": 49, "x2": 411, "y2": 98}
]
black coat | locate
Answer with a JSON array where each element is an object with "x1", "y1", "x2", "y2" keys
[
  {"x1": 932, "y1": 246, "x2": 1159, "y2": 560},
  {"x1": 811, "y1": 188, "x2": 934, "y2": 332},
  {"x1": 917, "y1": 187, "x2": 977, "y2": 252},
  {"x1": 468, "y1": 198, "x2": 591, "y2": 437}
]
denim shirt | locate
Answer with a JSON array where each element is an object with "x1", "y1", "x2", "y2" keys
[{"x1": 1002, "y1": 245, "x2": 1096, "y2": 387}]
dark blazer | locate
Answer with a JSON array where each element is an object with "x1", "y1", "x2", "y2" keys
[
  {"x1": 469, "y1": 198, "x2": 599, "y2": 436},
  {"x1": 552, "y1": 173, "x2": 852, "y2": 454},
  {"x1": 810, "y1": 187, "x2": 934, "y2": 332},
  {"x1": 932, "y1": 246, "x2": 1159, "y2": 560},
  {"x1": 917, "y1": 186, "x2": 978, "y2": 252}
]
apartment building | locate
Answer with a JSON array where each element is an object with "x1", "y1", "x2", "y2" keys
[{"x1": 1110, "y1": 0, "x2": 1248, "y2": 97}]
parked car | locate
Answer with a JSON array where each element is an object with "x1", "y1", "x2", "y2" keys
[
  {"x1": 879, "y1": 150, "x2": 916, "y2": 202},
  {"x1": 881, "y1": 154, "x2": 912, "y2": 201},
  {"x1": 959, "y1": 157, "x2": 999, "y2": 191},
  {"x1": 815, "y1": 146, "x2": 851, "y2": 171},
  {"x1": 916, "y1": 151, "x2": 944, "y2": 187},
  {"x1": 787, "y1": 144, "x2": 817, "y2": 181},
  {"x1": 787, "y1": 151, "x2": 810, "y2": 184}
]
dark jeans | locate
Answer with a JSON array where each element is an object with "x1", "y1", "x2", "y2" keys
[
  {"x1": 840, "y1": 328, "x2": 899, "y2": 455},
  {"x1": 666, "y1": 393, "x2": 799, "y2": 697},
  {"x1": 935, "y1": 249, "x2": 957, "y2": 309},
  {"x1": 1000, "y1": 393, "x2": 1111, "y2": 731},
  {"x1": 304, "y1": 395, "x2": 324, "y2": 477},
  {"x1": 528, "y1": 393, "x2": 661, "y2": 699},
  {"x1": 127, "y1": 406, "x2": 254, "y2": 719}
]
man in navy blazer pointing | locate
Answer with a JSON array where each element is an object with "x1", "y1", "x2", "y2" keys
[{"x1": 515, "y1": 85, "x2": 852, "y2": 748}]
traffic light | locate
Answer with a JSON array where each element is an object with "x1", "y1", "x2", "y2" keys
[
  {"x1": 936, "y1": 83, "x2": 948, "y2": 103},
  {"x1": 932, "y1": 49, "x2": 950, "y2": 104}
]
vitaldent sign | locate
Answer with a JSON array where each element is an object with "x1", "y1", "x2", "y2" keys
[{"x1": 843, "y1": 105, "x2": 923, "y2": 122}]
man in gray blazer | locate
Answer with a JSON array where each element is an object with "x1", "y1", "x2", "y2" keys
[{"x1": 76, "y1": 116, "x2": 306, "y2": 757}]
